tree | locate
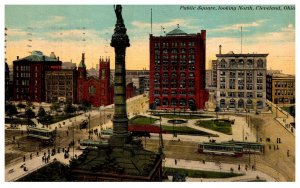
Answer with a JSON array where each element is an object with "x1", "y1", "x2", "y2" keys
[
  {"x1": 51, "y1": 102, "x2": 60, "y2": 114},
  {"x1": 38, "y1": 106, "x2": 46, "y2": 120},
  {"x1": 289, "y1": 105, "x2": 295, "y2": 117},
  {"x1": 79, "y1": 101, "x2": 91, "y2": 112},
  {"x1": 6, "y1": 103, "x2": 18, "y2": 118},
  {"x1": 64, "y1": 103, "x2": 76, "y2": 114},
  {"x1": 25, "y1": 108, "x2": 35, "y2": 125},
  {"x1": 17, "y1": 102, "x2": 26, "y2": 109},
  {"x1": 215, "y1": 106, "x2": 220, "y2": 119}
]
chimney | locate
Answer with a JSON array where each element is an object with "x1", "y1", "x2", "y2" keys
[
  {"x1": 57, "y1": 56, "x2": 59, "y2": 61},
  {"x1": 219, "y1": 45, "x2": 222, "y2": 54},
  {"x1": 17, "y1": 56, "x2": 19, "y2": 60}
]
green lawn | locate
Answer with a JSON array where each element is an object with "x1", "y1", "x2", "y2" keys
[
  {"x1": 153, "y1": 114, "x2": 214, "y2": 119},
  {"x1": 5, "y1": 118, "x2": 34, "y2": 125},
  {"x1": 129, "y1": 115, "x2": 158, "y2": 125},
  {"x1": 282, "y1": 106, "x2": 295, "y2": 117},
  {"x1": 162, "y1": 125, "x2": 216, "y2": 136},
  {"x1": 163, "y1": 167, "x2": 242, "y2": 179},
  {"x1": 195, "y1": 120, "x2": 232, "y2": 135}
]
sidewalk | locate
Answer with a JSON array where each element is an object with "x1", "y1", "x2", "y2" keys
[
  {"x1": 164, "y1": 157, "x2": 276, "y2": 182},
  {"x1": 5, "y1": 149, "x2": 83, "y2": 182}
]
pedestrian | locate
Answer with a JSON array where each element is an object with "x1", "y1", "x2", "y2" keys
[
  {"x1": 245, "y1": 165, "x2": 248, "y2": 171},
  {"x1": 238, "y1": 164, "x2": 241, "y2": 171},
  {"x1": 202, "y1": 160, "x2": 205, "y2": 164},
  {"x1": 48, "y1": 148, "x2": 50, "y2": 155},
  {"x1": 175, "y1": 159, "x2": 177, "y2": 165},
  {"x1": 66, "y1": 131, "x2": 69, "y2": 136},
  {"x1": 42, "y1": 156, "x2": 44, "y2": 162},
  {"x1": 30, "y1": 153, "x2": 32, "y2": 160},
  {"x1": 287, "y1": 150, "x2": 290, "y2": 157},
  {"x1": 17, "y1": 142, "x2": 20, "y2": 148},
  {"x1": 37, "y1": 151, "x2": 39, "y2": 156},
  {"x1": 23, "y1": 155, "x2": 26, "y2": 162},
  {"x1": 62, "y1": 147, "x2": 65, "y2": 153}
]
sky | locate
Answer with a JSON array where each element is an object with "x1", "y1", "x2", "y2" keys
[{"x1": 5, "y1": 5, "x2": 295, "y2": 74}]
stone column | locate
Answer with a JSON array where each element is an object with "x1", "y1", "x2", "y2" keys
[{"x1": 110, "y1": 5, "x2": 130, "y2": 147}]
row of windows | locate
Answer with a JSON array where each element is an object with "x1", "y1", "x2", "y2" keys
[
  {"x1": 16, "y1": 66, "x2": 30, "y2": 71},
  {"x1": 46, "y1": 75, "x2": 73, "y2": 80},
  {"x1": 154, "y1": 60, "x2": 196, "y2": 65},
  {"x1": 220, "y1": 91, "x2": 263, "y2": 98},
  {"x1": 219, "y1": 58, "x2": 265, "y2": 68},
  {"x1": 274, "y1": 89, "x2": 294, "y2": 96},
  {"x1": 220, "y1": 77, "x2": 263, "y2": 84},
  {"x1": 220, "y1": 71, "x2": 264, "y2": 77},
  {"x1": 155, "y1": 72, "x2": 195, "y2": 78},
  {"x1": 154, "y1": 65, "x2": 195, "y2": 71},
  {"x1": 156, "y1": 48, "x2": 195, "y2": 54},
  {"x1": 220, "y1": 83, "x2": 263, "y2": 90},
  {"x1": 274, "y1": 81, "x2": 294, "y2": 88},
  {"x1": 219, "y1": 99, "x2": 264, "y2": 109},
  {"x1": 154, "y1": 42, "x2": 196, "y2": 48},
  {"x1": 154, "y1": 97, "x2": 195, "y2": 106},
  {"x1": 155, "y1": 54, "x2": 195, "y2": 60}
]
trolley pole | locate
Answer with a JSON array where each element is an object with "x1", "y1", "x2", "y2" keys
[{"x1": 72, "y1": 122, "x2": 74, "y2": 159}]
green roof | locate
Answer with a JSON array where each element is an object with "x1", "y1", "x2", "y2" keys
[
  {"x1": 166, "y1": 28, "x2": 187, "y2": 36},
  {"x1": 14, "y1": 51, "x2": 59, "y2": 62}
]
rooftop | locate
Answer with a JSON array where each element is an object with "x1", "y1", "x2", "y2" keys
[
  {"x1": 216, "y1": 52, "x2": 269, "y2": 58},
  {"x1": 166, "y1": 28, "x2": 187, "y2": 36},
  {"x1": 14, "y1": 51, "x2": 59, "y2": 62}
]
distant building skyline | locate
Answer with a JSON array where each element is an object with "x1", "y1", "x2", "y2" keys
[{"x1": 5, "y1": 5, "x2": 295, "y2": 75}]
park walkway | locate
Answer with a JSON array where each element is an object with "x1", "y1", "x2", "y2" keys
[{"x1": 164, "y1": 157, "x2": 276, "y2": 182}]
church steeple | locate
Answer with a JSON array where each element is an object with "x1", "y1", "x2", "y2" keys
[{"x1": 78, "y1": 53, "x2": 87, "y2": 78}]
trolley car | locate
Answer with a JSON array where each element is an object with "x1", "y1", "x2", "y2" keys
[
  {"x1": 198, "y1": 142, "x2": 243, "y2": 157},
  {"x1": 224, "y1": 141, "x2": 265, "y2": 154},
  {"x1": 27, "y1": 127, "x2": 56, "y2": 144},
  {"x1": 79, "y1": 139, "x2": 107, "y2": 150}
]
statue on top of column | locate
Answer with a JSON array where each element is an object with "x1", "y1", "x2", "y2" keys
[{"x1": 114, "y1": 5, "x2": 124, "y2": 25}]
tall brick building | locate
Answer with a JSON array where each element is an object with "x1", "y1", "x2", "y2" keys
[
  {"x1": 13, "y1": 51, "x2": 62, "y2": 102},
  {"x1": 77, "y1": 53, "x2": 112, "y2": 107},
  {"x1": 149, "y1": 27, "x2": 208, "y2": 110}
]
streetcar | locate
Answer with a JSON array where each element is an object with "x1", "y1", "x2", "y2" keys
[
  {"x1": 100, "y1": 129, "x2": 113, "y2": 139},
  {"x1": 224, "y1": 141, "x2": 265, "y2": 154},
  {"x1": 27, "y1": 127, "x2": 56, "y2": 144},
  {"x1": 79, "y1": 139, "x2": 108, "y2": 150},
  {"x1": 198, "y1": 142, "x2": 243, "y2": 157}
]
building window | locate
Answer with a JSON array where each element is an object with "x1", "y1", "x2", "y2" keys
[
  {"x1": 154, "y1": 98, "x2": 160, "y2": 106},
  {"x1": 257, "y1": 92, "x2": 263, "y2": 98},
  {"x1": 246, "y1": 59, "x2": 253, "y2": 68},
  {"x1": 257, "y1": 77, "x2": 263, "y2": 83},
  {"x1": 238, "y1": 60, "x2": 244, "y2": 68},
  {"x1": 162, "y1": 98, "x2": 169, "y2": 106},
  {"x1": 89, "y1": 86, "x2": 96, "y2": 94},
  {"x1": 171, "y1": 98, "x2": 177, "y2": 106},
  {"x1": 238, "y1": 92, "x2": 244, "y2": 97},
  {"x1": 220, "y1": 83, "x2": 225, "y2": 89},
  {"x1": 246, "y1": 92, "x2": 253, "y2": 98},
  {"x1": 238, "y1": 99, "x2": 244, "y2": 108},
  {"x1": 257, "y1": 59, "x2": 264, "y2": 68},
  {"x1": 220, "y1": 59, "x2": 227, "y2": 68},
  {"x1": 220, "y1": 99, "x2": 226, "y2": 108},
  {"x1": 188, "y1": 42, "x2": 195, "y2": 47},
  {"x1": 220, "y1": 91, "x2": 226, "y2": 97},
  {"x1": 229, "y1": 99, "x2": 236, "y2": 108},
  {"x1": 257, "y1": 84, "x2": 263, "y2": 90},
  {"x1": 220, "y1": 71, "x2": 226, "y2": 76}
]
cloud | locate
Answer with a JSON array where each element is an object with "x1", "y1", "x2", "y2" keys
[
  {"x1": 6, "y1": 28, "x2": 27, "y2": 37},
  {"x1": 209, "y1": 19, "x2": 268, "y2": 32}
]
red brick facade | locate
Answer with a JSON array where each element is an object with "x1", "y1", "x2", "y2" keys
[
  {"x1": 77, "y1": 53, "x2": 112, "y2": 107},
  {"x1": 149, "y1": 28, "x2": 208, "y2": 110},
  {"x1": 13, "y1": 51, "x2": 62, "y2": 102}
]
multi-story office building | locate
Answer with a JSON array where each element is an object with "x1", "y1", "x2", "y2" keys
[
  {"x1": 266, "y1": 72, "x2": 295, "y2": 104},
  {"x1": 45, "y1": 69, "x2": 77, "y2": 104},
  {"x1": 13, "y1": 51, "x2": 62, "y2": 102},
  {"x1": 139, "y1": 75, "x2": 150, "y2": 94},
  {"x1": 149, "y1": 27, "x2": 208, "y2": 110},
  {"x1": 216, "y1": 50, "x2": 268, "y2": 110}
]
